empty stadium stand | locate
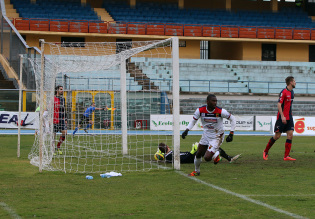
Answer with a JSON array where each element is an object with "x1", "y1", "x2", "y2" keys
[
  {"x1": 7, "y1": 0, "x2": 315, "y2": 40},
  {"x1": 130, "y1": 58, "x2": 315, "y2": 94},
  {"x1": 103, "y1": 0, "x2": 315, "y2": 28},
  {"x1": 11, "y1": 0, "x2": 100, "y2": 21}
]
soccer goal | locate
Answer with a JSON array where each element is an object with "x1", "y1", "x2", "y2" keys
[{"x1": 28, "y1": 37, "x2": 180, "y2": 173}]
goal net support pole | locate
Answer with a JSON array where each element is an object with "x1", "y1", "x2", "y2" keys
[
  {"x1": 120, "y1": 58, "x2": 128, "y2": 155},
  {"x1": 172, "y1": 37, "x2": 180, "y2": 170}
]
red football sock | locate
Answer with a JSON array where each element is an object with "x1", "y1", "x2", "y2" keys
[
  {"x1": 264, "y1": 137, "x2": 276, "y2": 153},
  {"x1": 284, "y1": 139, "x2": 292, "y2": 158},
  {"x1": 57, "y1": 136, "x2": 65, "y2": 148}
]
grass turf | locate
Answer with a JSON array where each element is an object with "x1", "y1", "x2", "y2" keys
[{"x1": 0, "y1": 135, "x2": 314, "y2": 218}]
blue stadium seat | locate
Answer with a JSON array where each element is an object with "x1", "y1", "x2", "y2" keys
[{"x1": 12, "y1": 0, "x2": 101, "y2": 21}]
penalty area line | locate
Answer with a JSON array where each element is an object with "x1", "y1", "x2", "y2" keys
[
  {"x1": 0, "y1": 202, "x2": 22, "y2": 219},
  {"x1": 176, "y1": 171, "x2": 307, "y2": 219}
]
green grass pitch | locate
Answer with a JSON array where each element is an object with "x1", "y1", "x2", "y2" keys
[{"x1": 0, "y1": 134, "x2": 314, "y2": 218}]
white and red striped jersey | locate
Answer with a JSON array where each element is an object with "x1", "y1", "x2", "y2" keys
[{"x1": 187, "y1": 105, "x2": 235, "y2": 137}]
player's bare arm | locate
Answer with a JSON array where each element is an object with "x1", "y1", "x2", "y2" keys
[{"x1": 277, "y1": 102, "x2": 286, "y2": 124}]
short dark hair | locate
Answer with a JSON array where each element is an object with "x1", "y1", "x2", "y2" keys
[
  {"x1": 55, "y1": 85, "x2": 63, "y2": 95},
  {"x1": 158, "y1": 142, "x2": 167, "y2": 153},
  {"x1": 285, "y1": 76, "x2": 294, "y2": 86},
  {"x1": 207, "y1": 94, "x2": 216, "y2": 101}
]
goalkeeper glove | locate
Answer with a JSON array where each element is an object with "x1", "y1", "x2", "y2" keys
[
  {"x1": 226, "y1": 131, "x2": 234, "y2": 142},
  {"x1": 182, "y1": 129, "x2": 189, "y2": 139}
]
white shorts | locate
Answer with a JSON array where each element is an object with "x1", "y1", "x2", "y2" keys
[{"x1": 199, "y1": 132, "x2": 225, "y2": 154}]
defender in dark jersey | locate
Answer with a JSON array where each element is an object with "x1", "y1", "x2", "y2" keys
[
  {"x1": 263, "y1": 76, "x2": 296, "y2": 161},
  {"x1": 158, "y1": 142, "x2": 241, "y2": 164},
  {"x1": 53, "y1": 85, "x2": 67, "y2": 155}
]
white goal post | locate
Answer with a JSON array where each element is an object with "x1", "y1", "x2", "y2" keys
[{"x1": 28, "y1": 37, "x2": 180, "y2": 173}]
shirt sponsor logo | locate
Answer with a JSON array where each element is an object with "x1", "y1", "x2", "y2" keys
[
  {"x1": 205, "y1": 124, "x2": 214, "y2": 129},
  {"x1": 204, "y1": 118, "x2": 217, "y2": 123}
]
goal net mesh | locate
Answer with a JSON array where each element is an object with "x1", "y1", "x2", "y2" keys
[{"x1": 28, "y1": 38, "x2": 179, "y2": 173}]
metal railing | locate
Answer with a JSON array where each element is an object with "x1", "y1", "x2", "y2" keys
[{"x1": 1, "y1": 79, "x2": 314, "y2": 111}]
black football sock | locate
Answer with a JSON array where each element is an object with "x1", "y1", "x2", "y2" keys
[{"x1": 219, "y1": 148, "x2": 231, "y2": 161}]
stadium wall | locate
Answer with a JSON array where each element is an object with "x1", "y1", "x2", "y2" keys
[
  {"x1": 277, "y1": 43, "x2": 309, "y2": 62},
  {"x1": 23, "y1": 33, "x2": 312, "y2": 61},
  {"x1": 210, "y1": 41, "x2": 244, "y2": 60},
  {"x1": 242, "y1": 42, "x2": 261, "y2": 61}
]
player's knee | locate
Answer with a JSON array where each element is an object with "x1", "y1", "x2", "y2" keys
[
  {"x1": 287, "y1": 133, "x2": 293, "y2": 139},
  {"x1": 274, "y1": 133, "x2": 281, "y2": 140},
  {"x1": 204, "y1": 152, "x2": 214, "y2": 162},
  {"x1": 204, "y1": 155, "x2": 212, "y2": 162}
]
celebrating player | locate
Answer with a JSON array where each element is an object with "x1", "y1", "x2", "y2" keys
[
  {"x1": 182, "y1": 94, "x2": 236, "y2": 176},
  {"x1": 73, "y1": 102, "x2": 107, "y2": 135},
  {"x1": 53, "y1": 85, "x2": 67, "y2": 155},
  {"x1": 263, "y1": 76, "x2": 296, "y2": 161},
  {"x1": 158, "y1": 142, "x2": 241, "y2": 164}
]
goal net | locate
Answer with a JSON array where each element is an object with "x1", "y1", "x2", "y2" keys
[{"x1": 28, "y1": 37, "x2": 180, "y2": 173}]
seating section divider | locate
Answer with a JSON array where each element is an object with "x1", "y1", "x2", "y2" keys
[
  {"x1": 275, "y1": 27, "x2": 293, "y2": 40},
  {"x1": 69, "y1": 21, "x2": 89, "y2": 33},
  {"x1": 127, "y1": 23, "x2": 146, "y2": 35},
  {"x1": 257, "y1": 27, "x2": 275, "y2": 39},
  {"x1": 165, "y1": 24, "x2": 183, "y2": 36},
  {"x1": 30, "y1": 19, "x2": 49, "y2": 31},
  {"x1": 239, "y1": 26, "x2": 257, "y2": 38},
  {"x1": 202, "y1": 25, "x2": 220, "y2": 37},
  {"x1": 146, "y1": 24, "x2": 165, "y2": 35},
  {"x1": 12, "y1": 18, "x2": 315, "y2": 41},
  {"x1": 184, "y1": 25, "x2": 202, "y2": 37}
]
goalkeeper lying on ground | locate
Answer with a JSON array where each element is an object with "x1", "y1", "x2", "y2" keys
[{"x1": 158, "y1": 142, "x2": 241, "y2": 164}]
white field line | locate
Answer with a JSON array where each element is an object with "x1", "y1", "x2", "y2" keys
[
  {"x1": 0, "y1": 202, "x2": 22, "y2": 219},
  {"x1": 143, "y1": 158, "x2": 308, "y2": 218},
  {"x1": 246, "y1": 194, "x2": 315, "y2": 197},
  {"x1": 176, "y1": 171, "x2": 308, "y2": 219}
]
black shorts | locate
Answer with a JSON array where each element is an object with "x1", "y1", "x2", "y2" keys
[
  {"x1": 54, "y1": 120, "x2": 67, "y2": 133},
  {"x1": 79, "y1": 115, "x2": 90, "y2": 125},
  {"x1": 274, "y1": 118, "x2": 294, "y2": 133}
]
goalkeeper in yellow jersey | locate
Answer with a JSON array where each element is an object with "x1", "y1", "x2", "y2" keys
[{"x1": 157, "y1": 142, "x2": 240, "y2": 164}]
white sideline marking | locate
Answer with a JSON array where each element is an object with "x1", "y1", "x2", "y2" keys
[
  {"x1": 176, "y1": 171, "x2": 308, "y2": 219},
  {"x1": 0, "y1": 202, "x2": 22, "y2": 219},
  {"x1": 247, "y1": 194, "x2": 315, "y2": 197}
]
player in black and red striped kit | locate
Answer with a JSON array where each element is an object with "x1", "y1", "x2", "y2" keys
[
  {"x1": 263, "y1": 76, "x2": 296, "y2": 161},
  {"x1": 53, "y1": 85, "x2": 67, "y2": 155}
]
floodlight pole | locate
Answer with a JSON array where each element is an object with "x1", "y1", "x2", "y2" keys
[{"x1": 17, "y1": 54, "x2": 23, "y2": 158}]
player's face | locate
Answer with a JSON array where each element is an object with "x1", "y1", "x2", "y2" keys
[
  {"x1": 58, "y1": 87, "x2": 63, "y2": 95},
  {"x1": 291, "y1": 79, "x2": 296, "y2": 88},
  {"x1": 207, "y1": 96, "x2": 217, "y2": 110},
  {"x1": 166, "y1": 145, "x2": 170, "y2": 152}
]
